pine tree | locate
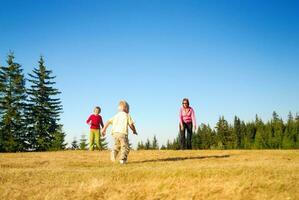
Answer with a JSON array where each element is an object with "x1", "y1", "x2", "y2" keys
[
  {"x1": 99, "y1": 135, "x2": 108, "y2": 150},
  {"x1": 244, "y1": 121, "x2": 257, "y2": 149},
  {"x1": 0, "y1": 53, "x2": 27, "y2": 152},
  {"x1": 152, "y1": 135, "x2": 159, "y2": 150},
  {"x1": 166, "y1": 139, "x2": 171, "y2": 150},
  {"x1": 26, "y1": 56, "x2": 63, "y2": 151},
  {"x1": 269, "y1": 111, "x2": 284, "y2": 149},
  {"x1": 0, "y1": 62, "x2": 4, "y2": 152},
  {"x1": 296, "y1": 114, "x2": 299, "y2": 148},
  {"x1": 71, "y1": 137, "x2": 79, "y2": 150},
  {"x1": 170, "y1": 136, "x2": 180, "y2": 150},
  {"x1": 233, "y1": 116, "x2": 242, "y2": 149},
  {"x1": 49, "y1": 125, "x2": 67, "y2": 150},
  {"x1": 240, "y1": 121, "x2": 247, "y2": 149},
  {"x1": 145, "y1": 138, "x2": 151, "y2": 150},
  {"x1": 198, "y1": 124, "x2": 215, "y2": 149},
  {"x1": 216, "y1": 116, "x2": 232, "y2": 149},
  {"x1": 282, "y1": 112, "x2": 296, "y2": 149},
  {"x1": 79, "y1": 133, "x2": 88, "y2": 150},
  {"x1": 137, "y1": 141, "x2": 145, "y2": 150},
  {"x1": 192, "y1": 128, "x2": 201, "y2": 149},
  {"x1": 254, "y1": 116, "x2": 268, "y2": 149}
]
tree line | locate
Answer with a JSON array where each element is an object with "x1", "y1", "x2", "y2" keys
[
  {"x1": 1, "y1": 52, "x2": 298, "y2": 152},
  {"x1": 70, "y1": 133, "x2": 108, "y2": 150},
  {"x1": 138, "y1": 112, "x2": 299, "y2": 150},
  {"x1": 0, "y1": 52, "x2": 64, "y2": 152}
]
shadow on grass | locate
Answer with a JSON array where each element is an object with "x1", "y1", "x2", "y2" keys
[{"x1": 130, "y1": 154, "x2": 230, "y2": 164}]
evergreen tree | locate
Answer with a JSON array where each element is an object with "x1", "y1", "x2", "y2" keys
[
  {"x1": 268, "y1": 111, "x2": 284, "y2": 149},
  {"x1": 216, "y1": 116, "x2": 232, "y2": 149},
  {"x1": 239, "y1": 121, "x2": 247, "y2": 149},
  {"x1": 79, "y1": 133, "x2": 88, "y2": 150},
  {"x1": 254, "y1": 116, "x2": 268, "y2": 149},
  {"x1": 192, "y1": 125, "x2": 201, "y2": 149},
  {"x1": 71, "y1": 137, "x2": 79, "y2": 150},
  {"x1": 199, "y1": 124, "x2": 215, "y2": 149},
  {"x1": 26, "y1": 56, "x2": 63, "y2": 151},
  {"x1": 145, "y1": 138, "x2": 151, "y2": 150},
  {"x1": 171, "y1": 136, "x2": 180, "y2": 150},
  {"x1": 166, "y1": 139, "x2": 171, "y2": 150},
  {"x1": 49, "y1": 125, "x2": 66, "y2": 150},
  {"x1": 244, "y1": 121, "x2": 257, "y2": 149},
  {"x1": 137, "y1": 141, "x2": 145, "y2": 150},
  {"x1": 296, "y1": 114, "x2": 299, "y2": 148},
  {"x1": 282, "y1": 112, "x2": 296, "y2": 149},
  {"x1": 152, "y1": 135, "x2": 159, "y2": 150},
  {"x1": 0, "y1": 53, "x2": 27, "y2": 152},
  {"x1": 160, "y1": 145, "x2": 166, "y2": 150},
  {"x1": 233, "y1": 116, "x2": 242, "y2": 149},
  {"x1": 98, "y1": 135, "x2": 108, "y2": 150}
]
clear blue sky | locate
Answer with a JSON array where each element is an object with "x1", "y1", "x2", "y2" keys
[{"x1": 1, "y1": 0, "x2": 298, "y2": 148}]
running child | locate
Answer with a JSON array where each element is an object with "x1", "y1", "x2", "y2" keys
[{"x1": 102, "y1": 100, "x2": 137, "y2": 164}]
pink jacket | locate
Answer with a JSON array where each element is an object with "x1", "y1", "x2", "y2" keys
[{"x1": 179, "y1": 107, "x2": 196, "y2": 127}]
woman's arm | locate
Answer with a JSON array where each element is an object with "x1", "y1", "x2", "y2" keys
[
  {"x1": 179, "y1": 108, "x2": 184, "y2": 130},
  {"x1": 191, "y1": 108, "x2": 197, "y2": 131}
]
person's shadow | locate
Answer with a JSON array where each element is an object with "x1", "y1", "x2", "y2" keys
[{"x1": 130, "y1": 154, "x2": 230, "y2": 164}]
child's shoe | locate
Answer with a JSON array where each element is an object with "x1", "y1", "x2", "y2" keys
[{"x1": 119, "y1": 160, "x2": 126, "y2": 164}]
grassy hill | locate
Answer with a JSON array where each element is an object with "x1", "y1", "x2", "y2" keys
[{"x1": 1, "y1": 150, "x2": 298, "y2": 200}]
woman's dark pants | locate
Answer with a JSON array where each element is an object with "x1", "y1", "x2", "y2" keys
[{"x1": 180, "y1": 122, "x2": 193, "y2": 150}]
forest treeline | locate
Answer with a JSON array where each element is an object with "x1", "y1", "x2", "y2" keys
[
  {"x1": 138, "y1": 112, "x2": 299, "y2": 150},
  {"x1": 1, "y1": 53, "x2": 298, "y2": 152},
  {"x1": 0, "y1": 52, "x2": 64, "y2": 152}
]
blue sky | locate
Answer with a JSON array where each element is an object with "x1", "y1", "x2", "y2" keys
[{"x1": 0, "y1": 0, "x2": 298, "y2": 148}]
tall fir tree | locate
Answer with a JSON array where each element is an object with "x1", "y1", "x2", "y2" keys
[
  {"x1": 0, "y1": 53, "x2": 27, "y2": 152},
  {"x1": 50, "y1": 125, "x2": 67, "y2": 150},
  {"x1": 295, "y1": 114, "x2": 299, "y2": 148},
  {"x1": 71, "y1": 137, "x2": 79, "y2": 150},
  {"x1": 233, "y1": 116, "x2": 242, "y2": 149},
  {"x1": 201, "y1": 124, "x2": 215, "y2": 149},
  {"x1": 137, "y1": 141, "x2": 145, "y2": 150},
  {"x1": 79, "y1": 133, "x2": 88, "y2": 150},
  {"x1": 216, "y1": 116, "x2": 232, "y2": 149},
  {"x1": 244, "y1": 122, "x2": 256, "y2": 149},
  {"x1": 282, "y1": 112, "x2": 296, "y2": 149},
  {"x1": 145, "y1": 138, "x2": 151, "y2": 150},
  {"x1": 269, "y1": 111, "x2": 284, "y2": 149},
  {"x1": 166, "y1": 139, "x2": 172, "y2": 150},
  {"x1": 192, "y1": 126, "x2": 202, "y2": 149},
  {"x1": 152, "y1": 135, "x2": 159, "y2": 150},
  {"x1": 26, "y1": 56, "x2": 63, "y2": 151}
]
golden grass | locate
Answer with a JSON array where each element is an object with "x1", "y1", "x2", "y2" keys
[{"x1": 0, "y1": 150, "x2": 298, "y2": 200}]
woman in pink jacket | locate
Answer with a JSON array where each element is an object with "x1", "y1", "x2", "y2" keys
[{"x1": 179, "y1": 98, "x2": 196, "y2": 149}]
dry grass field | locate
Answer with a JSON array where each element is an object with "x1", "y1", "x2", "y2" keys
[{"x1": 0, "y1": 150, "x2": 298, "y2": 200}]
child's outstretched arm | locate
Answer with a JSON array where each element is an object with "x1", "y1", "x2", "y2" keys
[
  {"x1": 129, "y1": 123, "x2": 137, "y2": 135},
  {"x1": 101, "y1": 121, "x2": 111, "y2": 136},
  {"x1": 86, "y1": 115, "x2": 91, "y2": 125}
]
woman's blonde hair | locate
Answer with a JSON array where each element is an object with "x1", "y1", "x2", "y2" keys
[{"x1": 119, "y1": 100, "x2": 130, "y2": 113}]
